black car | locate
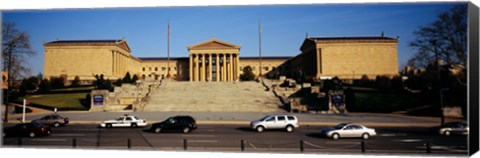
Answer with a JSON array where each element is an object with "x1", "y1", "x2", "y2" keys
[
  {"x1": 3, "y1": 121, "x2": 51, "y2": 138},
  {"x1": 150, "y1": 116, "x2": 197, "y2": 134}
]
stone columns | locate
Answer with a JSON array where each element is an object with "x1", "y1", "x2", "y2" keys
[
  {"x1": 194, "y1": 54, "x2": 199, "y2": 81},
  {"x1": 235, "y1": 54, "x2": 239, "y2": 81},
  {"x1": 227, "y1": 54, "x2": 232, "y2": 81},
  {"x1": 189, "y1": 54, "x2": 193, "y2": 81},
  {"x1": 209, "y1": 54, "x2": 212, "y2": 81},
  {"x1": 216, "y1": 54, "x2": 219, "y2": 81},
  {"x1": 223, "y1": 53, "x2": 227, "y2": 81}
]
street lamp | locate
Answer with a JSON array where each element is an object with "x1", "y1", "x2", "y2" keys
[{"x1": 431, "y1": 40, "x2": 445, "y2": 126}]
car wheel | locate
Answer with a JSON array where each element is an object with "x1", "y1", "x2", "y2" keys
[
  {"x1": 131, "y1": 123, "x2": 138, "y2": 128},
  {"x1": 332, "y1": 133, "x2": 340, "y2": 140},
  {"x1": 362, "y1": 133, "x2": 370, "y2": 139},
  {"x1": 182, "y1": 127, "x2": 191, "y2": 134},
  {"x1": 154, "y1": 127, "x2": 162, "y2": 133},
  {"x1": 256, "y1": 126, "x2": 265, "y2": 133},
  {"x1": 106, "y1": 124, "x2": 112, "y2": 128},
  {"x1": 54, "y1": 122, "x2": 60, "y2": 127},
  {"x1": 444, "y1": 130, "x2": 451, "y2": 136},
  {"x1": 29, "y1": 132, "x2": 36, "y2": 138},
  {"x1": 285, "y1": 125, "x2": 294, "y2": 133}
]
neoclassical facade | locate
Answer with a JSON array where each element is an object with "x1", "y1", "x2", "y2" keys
[
  {"x1": 187, "y1": 39, "x2": 240, "y2": 81},
  {"x1": 43, "y1": 36, "x2": 399, "y2": 83}
]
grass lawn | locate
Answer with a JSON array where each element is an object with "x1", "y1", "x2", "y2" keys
[
  {"x1": 20, "y1": 93, "x2": 89, "y2": 110},
  {"x1": 50, "y1": 86, "x2": 94, "y2": 92}
]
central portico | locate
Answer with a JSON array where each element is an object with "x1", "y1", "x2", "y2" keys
[{"x1": 187, "y1": 38, "x2": 241, "y2": 81}]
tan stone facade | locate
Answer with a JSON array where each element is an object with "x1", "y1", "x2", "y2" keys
[
  {"x1": 43, "y1": 36, "x2": 399, "y2": 83},
  {"x1": 44, "y1": 40, "x2": 133, "y2": 82},
  {"x1": 278, "y1": 36, "x2": 399, "y2": 80}
]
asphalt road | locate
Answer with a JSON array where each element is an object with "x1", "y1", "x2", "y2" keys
[{"x1": 2, "y1": 124, "x2": 468, "y2": 156}]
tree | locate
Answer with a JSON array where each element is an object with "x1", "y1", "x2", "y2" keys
[
  {"x1": 240, "y1": 66, "x2": 256, "y2": 81},
  {"x1": 50, "y1": 76, "x2": 65, "y2": 89},
  {"x1": 131, "y1": 74, "x2": 139, "y2": 84},
  {"x1": 2, "y1": 22, "x2": 36, "y2": 81},
  {"x1": 408, "y1": 4, "x2": 467, "y2": 69},
  {"x1": 122, "y1": 72, "x2": 132, "y2": 84},
  {"x1": 71, "y1": 76, "x2": 81, "y2": 87},
  {"x1": 38, "y1": 78, "x2": 51, "y2": 93},
  {"x1": 115, "y1": 78, "x2": 123, "y2": 87}
]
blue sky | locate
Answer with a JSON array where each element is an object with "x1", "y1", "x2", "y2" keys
[{"x1": 2, "y1": 2, "x2": 464, "y2": 77}]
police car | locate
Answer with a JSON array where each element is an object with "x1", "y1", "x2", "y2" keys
[{"x1": 100, "y1": 114, "x2": 148, "y2": 128}]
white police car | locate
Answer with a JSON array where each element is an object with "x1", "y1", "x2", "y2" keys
[{"x1": 100, "y1": 114, "x2": 148, "y2": 128}]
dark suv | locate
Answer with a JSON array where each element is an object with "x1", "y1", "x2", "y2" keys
[{"x1": 150, "y1": 116, "x2": 197, "y2": 134}]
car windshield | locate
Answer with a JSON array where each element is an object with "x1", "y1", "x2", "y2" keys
[
  {"x1": 259, "y1": 116, "x2": 270, "y2": 121},
  {"x1": 334, "y1": 123, "x2": 348, "y2": 129}
]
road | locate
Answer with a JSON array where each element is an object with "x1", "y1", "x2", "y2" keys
[{"x1": 2, "y1": 124, "x2": 468, "y2": 156}]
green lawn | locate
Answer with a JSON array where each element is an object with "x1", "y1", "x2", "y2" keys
[
  {"x1": 20, "y1": 93, "x2": 89, "y2": 110},
  {"x1": 50, "y1": 86, "x2": 94, "y2": 92}
]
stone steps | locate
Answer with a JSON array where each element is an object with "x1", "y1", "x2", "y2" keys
[{"x1": 142, "y1": 81, "x2": 283, "y2": 112}]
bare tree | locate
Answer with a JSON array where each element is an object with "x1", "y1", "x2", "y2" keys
[
  {"x1": 408, "y1": 4, "x2": 467, "y2": 69},
  {"x1": 2, "y1": 22, "x2": 36, "y2": 80}
]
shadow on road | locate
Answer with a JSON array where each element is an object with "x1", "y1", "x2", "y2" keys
[
  {"x1": 306, "y1": 133, "x2": 324, "y2": 139},
  {"x1": 236, "y1": 127, "x2": 255, "y2": 132}
]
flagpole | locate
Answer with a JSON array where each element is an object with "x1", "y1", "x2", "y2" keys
[
  {"x1": 167, "y1": 21, "x2": 171, "y2": 79},
  {"x1": 258, "y1": 20, "x2": 262, "y2": 79}
]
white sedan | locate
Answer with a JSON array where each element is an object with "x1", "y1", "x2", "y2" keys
[
  {"x1": 100, "y1": 115, "x2": 148, "y2": 128},
  {"x1": 320, "y1": 123, "x2": 376, "y2": 139}
]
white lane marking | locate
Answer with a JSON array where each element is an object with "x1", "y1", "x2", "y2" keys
[
  {"x1": 187, "y1": 140, "x2": 218, "y2": 143},
  {"x1": 325, "y1": 141, "x2": 359, "y2": 144},
  {"x1": 32, "y1": 138, "x2": 67, "y2": 142},
  {"x1": 51, "y1": 133, "x2": 86, "y2": 137},
  {"x1": 378, "y1": 133, "x2": 407, "y2": 137},
  {"x1": 182, "y1": 134, "x2": 215, "y2": 138},
  {"x1": 393, "y1": 139, "x2": 423, "y2": 142}
]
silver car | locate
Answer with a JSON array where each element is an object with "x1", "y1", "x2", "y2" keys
[
  {"x1": 321, "y1": 123, "x2": 376, "y2": 139},
  {"x1": 439, "y1": 122, "x2": 468, "y2": 136},
  {"x1": 250, "y1": 115, "x2": 299, "y2": 132}
]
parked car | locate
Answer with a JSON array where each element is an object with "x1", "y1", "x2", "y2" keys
[
  {"x1": 100, "y1": 114, "x2": 148, "y2": 128},
  {"x1": 320, "y1": 123, "x2": 376, "y2": 139},
  {"x1": 439, "y1": 122, "x2": 469, "y2": 136},
  {"x1": 150, "y1": 116, "x2": 197, "y2": 134},
  {"x1": 250, "y1": 114, "x2": 299, "y2": 132},
  {"x1": 3, "y1": 121, "x2": 51, "y2": 138},
  {"x1": 33, "y1": 114, "x2": 69, "y2": 127}
]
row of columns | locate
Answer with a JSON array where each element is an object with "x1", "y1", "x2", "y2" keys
[
  {"x1": 189, "y1": 53, "x2": 239, "y2": 81},
  {"x1": 112, "y1": 51, "x2": 128, "y2": 77}
]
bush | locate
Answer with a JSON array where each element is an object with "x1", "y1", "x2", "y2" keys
[
  {"x1": 15, "y1": 106, "x2": 32, "y2": 113},
  {"x1": 71, "y1": 76, "x2": 81, "y2": 87},
  {"x1": 38, "y1": 78, "x2": 51, "y2": 93},
  {"x1": 240, "y1": 66, "x2": 256, "y2": 81},
  {"x1": 50, "y1": 76, "x2": 65, "y2": 89}
]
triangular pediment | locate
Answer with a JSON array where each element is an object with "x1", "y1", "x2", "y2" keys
[{"x1": 188, "y1": 39, "x2": 240, "y2": 50}]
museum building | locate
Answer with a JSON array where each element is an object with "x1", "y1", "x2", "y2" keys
[{"x1": 43, "y1": 36, "x2": 399, "y2": 83}]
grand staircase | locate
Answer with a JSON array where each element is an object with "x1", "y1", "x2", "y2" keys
[{"x1": 141, "y1": 81, "x2": 283, "y2": 112}]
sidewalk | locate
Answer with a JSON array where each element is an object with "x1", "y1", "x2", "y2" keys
[{"x1": 3, "y1": 108, "x2": 465, "y2": 127}]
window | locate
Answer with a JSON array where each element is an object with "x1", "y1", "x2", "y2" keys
[
  {"x1": 287, "y1": 116, "x2": 295, "y2": 121},
  {"x1": 266, "y1": 117, "x2": 275, "y2": 122},
  {"x1": 277, "y1": 116, "x2": 286, "y2": 121},
  {"x1": 126, "y1": 117, "x2": 133, "y2": 121},
  {"x1": 265, "y1": 66, "x2": 269, "y2": 71},
  {"x1": 162, "y1": 67, "x2": 166, "y2": 71},
  {"x1": 155, "y1": 67, "x2": 158, "y2": 71},
  {"x1": 142, "y1": 67, "x2": 145, "y2": 71}
]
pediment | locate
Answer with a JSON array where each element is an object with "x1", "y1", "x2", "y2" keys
[{"x1": 188, "y1": 39, "x2": 240, "y2": 50}]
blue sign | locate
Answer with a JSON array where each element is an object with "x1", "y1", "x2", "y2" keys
[{"x1": 93, "y1": 94, "x2": 104, "y2": 106}]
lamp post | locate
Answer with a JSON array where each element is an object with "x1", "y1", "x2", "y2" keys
[{"x1": 431, "y1": 40, "x2": 445, "y2": 126}]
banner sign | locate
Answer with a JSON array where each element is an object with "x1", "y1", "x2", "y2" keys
[{"x1": 93, "y1": 94, "x2": 104, "y2": 106}]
